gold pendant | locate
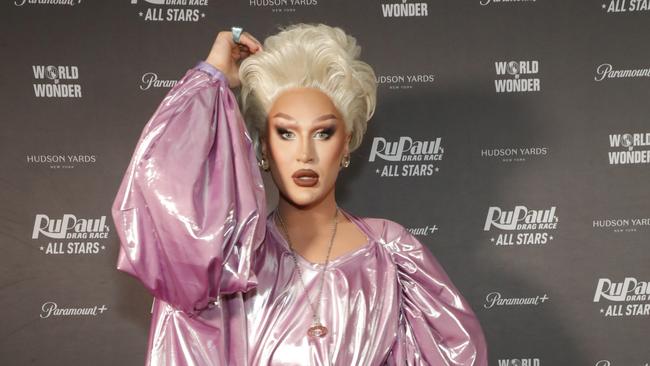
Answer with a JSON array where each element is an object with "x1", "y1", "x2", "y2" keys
[{"x1": 307, "y1": 323, "x2": 328, "y2": 338}]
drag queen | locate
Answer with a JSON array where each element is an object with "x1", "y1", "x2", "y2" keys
[{"x1": 112, "y1": 23, "x2": 487, "y2": 365}]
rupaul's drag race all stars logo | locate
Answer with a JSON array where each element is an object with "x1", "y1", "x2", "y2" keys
[
  {"x1": 607, "y1": 132, "x2": 650, "y2": 165},
  {"x1": 483, "y1": 205, "x2": 558, "y2": 246},
  {"x1": 602, "y1": 0, "x2": 650, "y2": 13},
  {"x1": 131, "y1": 0, "x2": 208, "y2": 23},
  {"x1": 32, "y1": 65, "x2": 82, "y2": 98},
  {"x1": 494, "y1": 60, "x2": 541, "y2": 93},
  {"x1": 368, "y1": 135, "x2": 443, "y2": 177},
  {"x1": 32, "y1": 214, "x2": 110, "y2": 255},
  {"x1": 593, "y1": 277, "x2": 650, "y2": 317}
]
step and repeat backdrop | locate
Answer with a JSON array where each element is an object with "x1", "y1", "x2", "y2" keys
[{"x1": 2, "y1": 0, "x2": 649, "y2": 365}]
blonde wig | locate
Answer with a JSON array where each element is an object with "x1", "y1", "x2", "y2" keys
[{"x1": 238, "y1": 23, "x2": 377, "y2": 160}]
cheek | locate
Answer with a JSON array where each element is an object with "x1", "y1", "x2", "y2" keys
[
  {"x1": 319, "y1": 139, "x2": 347, "y2": 169},
  {"x1": 268, "y1": 135, "x2": 290, "y2": 163},
  {"x1": 320, "y1": 145, "x2": 342, "y2": 165}
]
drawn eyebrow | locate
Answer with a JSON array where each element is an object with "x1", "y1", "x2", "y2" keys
[{"x1": 271, "y1": 112, "x2": 338, "y2": 124}]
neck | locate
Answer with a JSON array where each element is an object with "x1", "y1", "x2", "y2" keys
[{"x1": 275, "y1": 193, "x2": 340, "y2": 238}]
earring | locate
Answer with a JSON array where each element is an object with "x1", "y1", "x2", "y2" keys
[
  {"x1": 341, "y1": 154, "x2": 350, "y2": 168},
  {"x1": 258, "y1": 156, "x2": 270, "y2": 171}
]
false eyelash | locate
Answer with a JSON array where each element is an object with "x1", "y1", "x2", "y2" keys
[
  {"x1": 318, "y1": 127, "x2": 335, "y2": 139},
  {"x1": 276, "y1": 127, "x2": 336, "y2": 140}
]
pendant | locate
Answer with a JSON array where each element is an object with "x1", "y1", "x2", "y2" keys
[{"x1": 307, "y1": 323, "x2": 328, "y2": 338}]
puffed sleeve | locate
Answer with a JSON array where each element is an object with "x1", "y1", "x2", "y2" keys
[
  {"x1": 385, "y1": 226, "x2": 488, "y2": 365},
  {"x1": 111, "y1": 61, "x2": 267, "y2": 317}
]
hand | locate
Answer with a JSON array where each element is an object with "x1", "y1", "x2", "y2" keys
[{"x1": 205, "y1": 30, "x2": 263, "y2": 88}]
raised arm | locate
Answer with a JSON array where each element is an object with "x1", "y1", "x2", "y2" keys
[{"x1": 111, "y1": 57, "x2": 267, "y2": 316}]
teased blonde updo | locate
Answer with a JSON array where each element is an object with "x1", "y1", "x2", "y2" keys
[{"x1": 238, "y1": 23, "x2": 377, "y2": 159}]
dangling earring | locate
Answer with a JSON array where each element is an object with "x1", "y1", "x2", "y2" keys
[
  {"x1": 340, "y1": 154, "x2": 350, "y2": 168},
  {"x1": 258, "y1": 156, "x2": 270, "y2": 171}
]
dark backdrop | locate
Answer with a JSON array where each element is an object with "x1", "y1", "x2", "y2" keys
[{"x1": 2, "y1": 1, "x2": 649, "y2": 365}]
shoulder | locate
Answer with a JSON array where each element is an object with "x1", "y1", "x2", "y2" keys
[
  {"x1": 358, "y1": 216, "x2": 423, "y2": 252},
  {"x1": 359, "y1": 217, "x2": 435, "y2": 278},
  {"x1": 362, "y1": 217, "x2": 406, "y2": 240}
]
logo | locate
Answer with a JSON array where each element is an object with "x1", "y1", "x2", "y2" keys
[
  {"x1": 480, "y1": 146, "x2": 548, "y2": 163},
  {"x1": 40, "y1": 301, "x2": 108, "y2": 319},
  {"x1": 131, "y1": 0, "x2": 209, "y2": 23},
  {"x1": 592, "y1": 217, "x2": 650, "y2": 233},
  {"x1": 595, "y1": 361, "x2": 650, "y2": 366},
  {"x1": 484, "y1": 291, "x2": 549, "y2": 309},
  {"x1": 14, "y1": 0, "x2": 82, "y2": 6},
  {"x1": 594, "y1": 277, "x2": 650, "y2": 317},
  {"x1": 368, "y1": 136, "x2": 443, "y2": 177},
  {"x1": 248, "y1": 0, "x2": 318, "y2": 12},
  {"x1": 32, "y1": 65, "x2": 82, "y2": 98},
  {"x1": 380, "y1": 0, "x2": 429, "y2": 17},
  {"x1": 140, "y1": 72, "x2": 178, "y2": 90},
  {"x1": 376, "y1": 73, "x2": 435, "y2": 90},
  {"x1": 602, "y1": 0, "x2": 650, "y2": 13},
  {"x1": 480, "y1": 0, "x2": 536, "y2": 5},
  {"x1": 608, "y1": 132, "x2": 650, "y2": 165},
  {"x1": 32, "y1": 214, "x2": 110, "y2": 255},
  {"x1": 595, "y1": 63, "x2": 650, "y2": 81},
  {"x1": 494, "y1": 60, "x2": 540, "y2": 93},
  {"x1": 497, "y1": 358, "x2": 541, "y2": 366},
  {"x1": 25, "y1": 154, "x2": 97, "y2": 169},
  {"x1": 484, "y1": 205, "x2": 557, "y2": 246},
  {"x1": 406, "y1": 224, "x2": 439, "y2": 237}
]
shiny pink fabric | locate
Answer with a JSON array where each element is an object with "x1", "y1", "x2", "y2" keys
[{"x1": 111, "y1": 62, "x2": 488, "y2": 365}]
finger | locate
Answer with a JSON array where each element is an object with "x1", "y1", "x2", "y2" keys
[
  {"x1": 243, "y1": 32, "x2": 262, "y2": 46},
  {"x1": 237, "y1": 47, "x2": 252, "y2": 60},
  {"x1": 237, "y1": 46, "x2": 250, "y2": 55},
  {"x1": 224, "y1": 30, "x2": 249, "y2": 48},
  {"x1": 239, "y1": 32, "x2": 263, "y2": 52}
]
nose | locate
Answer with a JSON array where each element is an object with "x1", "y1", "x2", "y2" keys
[{"x1": 297, "y1": 136, "x2": 315, "y2": 163}]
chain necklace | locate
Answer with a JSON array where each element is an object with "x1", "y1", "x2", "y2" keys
[{"x1": 274, "y1": 206, "x2": 339, "y2": 339}]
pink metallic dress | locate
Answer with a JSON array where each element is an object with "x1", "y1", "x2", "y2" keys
[{"x1": 111, "y1": 61, "x2": 488, "y2": 366}]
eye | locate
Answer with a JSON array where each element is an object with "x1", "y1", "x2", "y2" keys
[
  {"x1": 276, "y1": 128, "x2": 295, "y2": 140},
  {"x1": 314, "y1": 127, "x2": 335, "y2": 140}
]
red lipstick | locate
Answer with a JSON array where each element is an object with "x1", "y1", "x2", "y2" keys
[{"x1": 292, "y1": 169, "x2": 319, "y2": 187}]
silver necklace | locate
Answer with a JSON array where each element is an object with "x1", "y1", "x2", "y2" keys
[{"x1": 274, "y1": 206, "x2": 339, "y2": 339}]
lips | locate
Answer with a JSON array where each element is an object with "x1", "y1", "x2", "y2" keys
[{"x1": 292, "y1": 169, "x2": 319, "y2": 187}]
